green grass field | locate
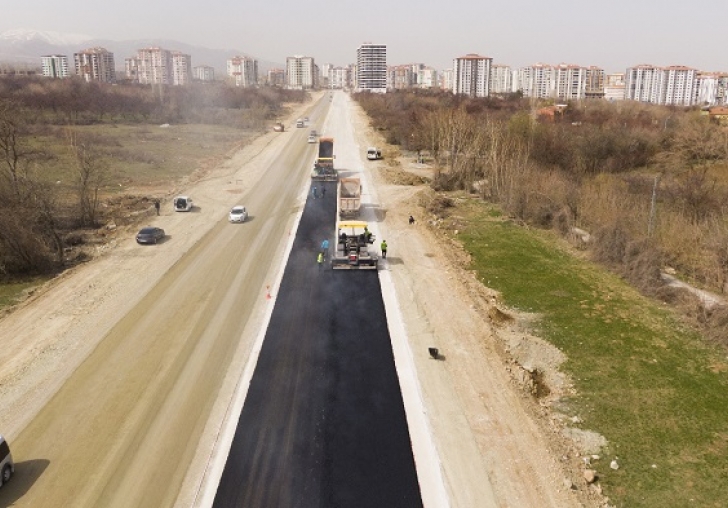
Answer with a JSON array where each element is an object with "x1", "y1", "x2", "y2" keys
[{"x1": 456, "y1": 198, "x2": 728, "y2": 507}]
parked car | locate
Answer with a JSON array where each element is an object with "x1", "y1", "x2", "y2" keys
[
  {"x1": 136, "y1": 226, "x2": 165, "y2": 244},
  {"x1": 173, "y1": 195, "x2": 193, "y2": 212},
  {"x1": 229, "y1": 206, "x2": 248, "y2": 223},
  {"x1": 273, "y1": 122, "x2": 284, "y2": 132},
  {"x1": 0, "y1": 435, "x2": 14, "y2": 488}
]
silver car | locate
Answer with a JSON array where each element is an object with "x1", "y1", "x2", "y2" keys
[{"x1": 229, "y1": 206, "x2": 248, "y2": 223}]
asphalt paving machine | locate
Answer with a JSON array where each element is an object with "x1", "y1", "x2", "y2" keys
[{"x1": 331, "y1": 221, "x2": 378, "y2": 270}]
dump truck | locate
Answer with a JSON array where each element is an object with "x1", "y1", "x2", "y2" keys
[
  {"x1": 311, "y1": 137, "x2": 338, "y2": 181},
  {"x1": 338, "y1": 177, "x2": 361, "y2": 218},
  {"x1": 332, "y1": 221, "x2": 378, "y2": 270}
]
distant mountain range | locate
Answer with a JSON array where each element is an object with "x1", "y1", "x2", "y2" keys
[{"x1": 0, "y1": 29, "x2": 281, "y2": 76}]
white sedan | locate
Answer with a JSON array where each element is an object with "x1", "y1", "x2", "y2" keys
[{"x1": 229, "y1": 206, "x2": 248, "y2": 223}]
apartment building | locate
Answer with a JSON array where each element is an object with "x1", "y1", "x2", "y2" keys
[
  {"x1": 193, "y1": 65, "x2": 215, "y2": 82},
  {"x1": 227, "y1": 56, "x2": 258, "y2": 87},
  {"x1": 489, "y1": 64, "x2": 512, "y2": 94},
  {"x1": 264, "y1": 68, "x2": 283, "y2": 87},
  {"x1": 696, "y1": 73, "x2": 728, "y2": 106},
  {"x1": 356, "y1": 43, "x2": 387, "y2": 93},
  {"x1": 585, "y1": 66, "x2": 606, "y2": 99},
  {"x1": 388, "y1": 64, "x2": 416, "y2": 90},
  {"x1": 171, "y1": 52, "x2": 192, "y2": 86},
  {"x1": 74, "y1": 47, "x2": 115, "y2": 83},
  {"x1": 329, "y1": 66, "x2": 352, "y2": 89},
  {"x1": 452, "y1": 54, "x2": 492, "y2": 97},
  {"x1": 126, "y1": 48, "x2": 172, "y2": 85},
  {"x1": 417, "y1": 67, "x2": 438, "y2": 89},
  {"x1": 625, "y1": 64, "x2": 697, "y2": 106},
  {"x1": 286, "y1": 55, "x2": 316, "y2": 89},
  {"x1": 41, "y1": 54, "x2": 69, "y2": 78},
  {"x1": 440, "y1": 68, "x2": 454, "y2": 91},
  {"x1": 604, "y1": 73, "x2": 626, "y2": 101}
]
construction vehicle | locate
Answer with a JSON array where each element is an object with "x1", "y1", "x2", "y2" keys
[
  {"x1": 338, "y1": 177, "x2": 361, "y2": 218},
  {"x1": 366, "y1": 147, "x2": 382, "y2": 160},
  {"x1": 332, "y1": 221, "x2": 378, "y2": 270},
  {"x1": 311, "y1": 137, "x2": 338, "y2": 181}
]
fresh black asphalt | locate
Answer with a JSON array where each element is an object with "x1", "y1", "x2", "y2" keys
[{"x1": 212, "y1": 181, "x2": 424, "y2": 508}]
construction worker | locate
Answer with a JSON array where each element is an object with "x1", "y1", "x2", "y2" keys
[
  {"x1": 381, "y1": 240, "x2": 388, "y2": 259},
  {"x1": 312, "y1": 186, "x2": 318, "y2": 199},
  {"x1": 409, "y1": 215, "x2": 415, "y2": 225},
  {"x1": 317, "y1": 251, "x2": 324, "y2": 268},
  {"x1": 154, "y1": 200, "x2": 160, "y2": 216},
  {"x1": 321, "y1": 186, "x2": 326, "y2": 197}
]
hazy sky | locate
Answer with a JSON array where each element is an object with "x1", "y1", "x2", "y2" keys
[{"x1": 2, "y1": 0, "x2": 727, "y2": 73}]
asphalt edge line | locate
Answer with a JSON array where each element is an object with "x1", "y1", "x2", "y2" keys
[{"x1": 192, "y1": 186, "x2": 309, "y2": 507}]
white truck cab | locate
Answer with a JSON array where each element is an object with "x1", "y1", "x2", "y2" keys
[
  {"x1": 0, "y1": 435, "x2": 14, "y2": 488},
  {"x1": 173, "y1": 196, "x2": 193, "y2": 212}
]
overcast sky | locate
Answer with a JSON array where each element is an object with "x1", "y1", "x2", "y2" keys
[{"x1": 2, "y1": 0, "x2": 727, "y2": 73}]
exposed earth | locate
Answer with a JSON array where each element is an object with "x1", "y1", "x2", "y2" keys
[{"x1": 0, "y1": 92, "x2": 607, "y2": 507}]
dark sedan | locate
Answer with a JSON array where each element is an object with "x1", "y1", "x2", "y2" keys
[{"x1": 136, "y1": 226, "x2": 165, "y2": 244}]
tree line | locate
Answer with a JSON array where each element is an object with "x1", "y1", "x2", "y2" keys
[{"x1": 355, "y1": 90, "x2": 728, "y2": 342}]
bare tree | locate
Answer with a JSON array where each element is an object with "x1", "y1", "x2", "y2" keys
[
  {"x1": 66, "y1": 128, "x2": 107, "y2": 227},
  {"x1": 0, "y1": 99, "x2": 31, "y2": 199}
]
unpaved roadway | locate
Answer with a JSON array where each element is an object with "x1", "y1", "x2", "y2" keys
[{"x1": 0, "y1": 91, "x2": 590, "y2": 508}]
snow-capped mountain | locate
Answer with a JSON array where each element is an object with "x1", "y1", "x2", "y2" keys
[{"x1": 0, "y1": 28, "x2": 93, "y2": 46}]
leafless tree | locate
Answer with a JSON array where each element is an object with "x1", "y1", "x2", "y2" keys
[{"x1": 66, "y1": 128, "x2": 107, "y2": 227}]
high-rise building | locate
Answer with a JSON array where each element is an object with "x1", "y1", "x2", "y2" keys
[
  {"x1": 604, "y1": 73, "x2": 625, "y2": 101},
  {"x1": 193, "y1": 65, "x2": 215, "y2": 82},
  {"x1": 696, "y1": 73, "x2": 728, "y2": 106},
  {"x1": 74, "y1": 47, "x2": 115, "y2": 83},
  {"x1": 227, "y1": 56, "x2": 258, "y2": 87},
  {"x1": 286, "y1": 56, "x2": 316, "y2": 89},
  {"x1": 440, "y1": 69, "x2": 454, "y2": 91},
  {"x1": 490, "y1": 64, "x2": 512, "y2": 94},
  {"x1": 126, "y1": 48, "x2": 172, "y2": 85},
  {"x1": 417, "y1": 67, "x2": 438, "y2": 89},
  {"x1": 356, "y1": 43, "x2": 387, "y2": 93},
  {"x1": 267, "y1": 68, "x2": 285, "y2": 87},
  {"x1": 452, "y1": 54, "x2": 492, "y2": 98},
  {"x1": 388, "y1": 65, "x2": 416, "y2": 90},
  {"x1": 41, "y1": 55, "x2": 69, "y2": 78},
  {"x1": 171, "y1": 52, "x2": 192, "y2": 86},
  {"x1": 328, "y1": 66, "x2": 352, "y2": 89},
  {"x1": 585, "y1": 66, "x2": 606, "y2": 99},
  {"x1": 625, "y1": 64, "x2": 697, "y2": 106}
]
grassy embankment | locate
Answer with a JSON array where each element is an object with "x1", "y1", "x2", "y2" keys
[{"x1": 455, "y1": 197, "x2": 728, "y2": 508}]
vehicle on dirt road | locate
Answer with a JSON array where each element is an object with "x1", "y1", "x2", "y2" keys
[
  {"x1": 229, "y1": 206, "x2": 248, "y2": 223},
  {"x1": 273, "y1": 122, "x2": 284, "y2": 132},
  {"x1": 366, "y1": 147, "x2": 382, "y2": 160},
  {"x1": 173, "y1": 196, "x2": 193, "y2": 212},
  {"x1": 332, "y1": 221, "x2": 378, "y2": 270},
  {"x1": 296, "y1": 119, "x2": 305, "y2": 128},
  {"x1": 136, "y1": 227, "x2": 165, "y2": 244},
  {"x1": 0, "y1": 436, "x2": 14, "y2": 488}
]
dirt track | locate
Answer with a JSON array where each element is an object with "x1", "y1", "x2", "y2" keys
[{"x1": 0, "y1": 92, "x2": 591, "y2": 507}]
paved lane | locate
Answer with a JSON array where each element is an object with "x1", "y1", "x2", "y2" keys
[{"x1": 213, "y1": 180, "x2": 423, "y2": 507}]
